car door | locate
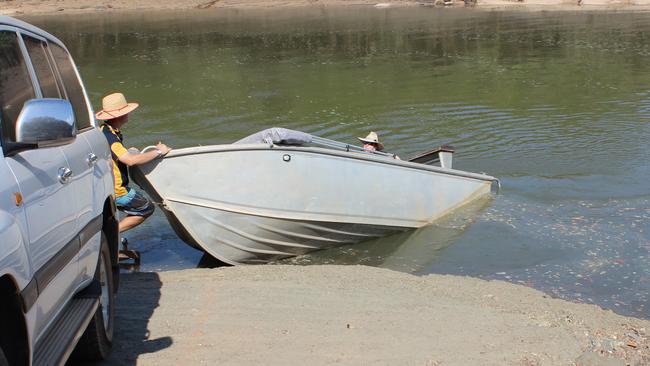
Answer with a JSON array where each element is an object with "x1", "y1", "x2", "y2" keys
[
  {"x1": 46, "y1": 39, "x2": 106, "y2": 283},
  {"x1": 22, "y1": 34, "x2": 97, "y2": 230},
  {"x1": 0, "y1": 29, "x2": 79, "y2": 339}
]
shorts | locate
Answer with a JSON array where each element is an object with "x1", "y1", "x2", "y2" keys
[{"x1": 115, "y1": 187, "x2": 155, "y2": 218}]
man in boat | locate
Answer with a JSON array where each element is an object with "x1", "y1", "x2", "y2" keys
[
  {"x1": 358, "y1": 131, "x2": 400, "y2": 160},
  {"x1": 96, "y1": 92, "x2": 172, "y2": 261}
]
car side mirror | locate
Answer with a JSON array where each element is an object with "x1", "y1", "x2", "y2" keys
[{"x1": 15, "y1": 99, "x2": 77, "y2": 145}]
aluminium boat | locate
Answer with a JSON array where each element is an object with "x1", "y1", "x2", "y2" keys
[{"x1": 131, "y1": 128, "x2": 499, "y2": 265}]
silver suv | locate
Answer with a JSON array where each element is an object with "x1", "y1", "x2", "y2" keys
[{"x1": 0, "y1": 16, "x2": 119, "y2": 365}]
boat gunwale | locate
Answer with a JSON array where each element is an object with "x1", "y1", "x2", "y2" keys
[{"x1": 160, "y1": 143, "x2": 498, "y2": 184}]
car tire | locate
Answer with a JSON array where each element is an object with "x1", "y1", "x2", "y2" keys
[
  {"x1": 0, "y1": 347, "x2": 8, "y2": 366},
  {"x1": 70, "y1": 232, "x2": 114, "y2": 361}
]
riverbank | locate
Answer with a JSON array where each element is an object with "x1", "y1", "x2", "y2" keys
[
  {"x1": 3, "y1": 0, "x2": 650, "y2": 16},
  {"x1": 100, "y1": 265, "x2": 649, "y2": 365}
]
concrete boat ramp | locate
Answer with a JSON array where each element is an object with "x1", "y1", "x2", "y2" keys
[{"x1": 92, "y1": 265, "x2": 649, "y2": 366}]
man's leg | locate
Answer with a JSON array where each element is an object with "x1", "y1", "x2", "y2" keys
[
  {"x1": 119, "y1": 215, "x2": 145, "y2": 233},
  {"x1": 116, "y1": 188, "x2": 155, "y2": 262}
]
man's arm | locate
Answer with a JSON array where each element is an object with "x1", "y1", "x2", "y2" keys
[{"x1": 117, "y1": 143, "x2": 171, "y2": 167}]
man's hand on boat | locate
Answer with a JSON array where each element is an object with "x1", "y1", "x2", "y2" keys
[
  {"x1": 119, "y1": 142, "x2": 172, "y2": 167},
  {"x1": 156, "y1": 142, "x2": 172, "y2": 156}
]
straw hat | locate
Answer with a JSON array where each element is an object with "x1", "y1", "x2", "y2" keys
[
  {"x1": 95, "y1": 92, "x2": 139, "y2": 120},
  {"x1": 357, "y1": 131, "x2": 384, "y2": 151}
]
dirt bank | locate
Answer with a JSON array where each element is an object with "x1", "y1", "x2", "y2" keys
[
  {"x1": 98, "y1": 265, "x2": 649, "y2": 365},
  {"x1": 2, "y1": 0, "x2": 650, "y2": 16}
]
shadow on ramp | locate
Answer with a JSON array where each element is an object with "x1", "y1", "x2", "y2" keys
[{"x1": 69, "y1": 272, "x2": 171, "y2": 366}]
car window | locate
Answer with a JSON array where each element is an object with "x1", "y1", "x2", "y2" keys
[
  {"x1": 49, "y1": 43, "x2": 91, "y2": 130},
  {"x1": 24, "y1": 36, "x2": 61, "y2": 99},
  {"x1": 0, "y1": 31, "x2": 36, "y2": 142}
]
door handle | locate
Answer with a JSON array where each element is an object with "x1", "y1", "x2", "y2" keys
[
  {"x1": 87, "y1": 153, "x2": 98, "y2": 166},
  {"x1": 58, "y1": 167, "x2": 72, "y2": 184}
]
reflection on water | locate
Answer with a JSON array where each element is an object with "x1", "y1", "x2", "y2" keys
[{"x1": 25, "y1": 8, "x2": 650, "y2": 319}]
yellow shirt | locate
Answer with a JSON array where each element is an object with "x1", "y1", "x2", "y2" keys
[{"x1": 100, "y1": 123, "x2": 129, "y2": 197}]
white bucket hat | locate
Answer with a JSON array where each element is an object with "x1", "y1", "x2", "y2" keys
[
  {"x1": 357, "y1": 131, "x2": 384, "y2": 151},
  {"x1": 95, "y1": 92, "x2": 139, "y2": 120}
]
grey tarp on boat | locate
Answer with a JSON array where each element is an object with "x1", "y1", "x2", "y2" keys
[{"x1": 234, "y1": 127, "x2": 313, "y2": 145}]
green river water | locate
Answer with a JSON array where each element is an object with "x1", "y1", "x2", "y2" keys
[{"x1": 26, "y1": 8, "x2": 650, "y2": 319}]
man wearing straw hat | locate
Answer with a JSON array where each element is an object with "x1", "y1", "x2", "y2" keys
[
  {"x1": 96, "y1": 92, "x2": 171, "y2": 258},
  {"x1": 358, "y1": 131, "x2": 400, "y2": 159}
]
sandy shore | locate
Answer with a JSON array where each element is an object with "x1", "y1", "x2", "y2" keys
[
  {"x1": 2, "y1": 0, "x2": 650, "y2": 16},
  {"x1": 95, "y1": 265, "x2": 649, "y2": 366}
]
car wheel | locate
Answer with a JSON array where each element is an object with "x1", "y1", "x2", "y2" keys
[
  {"x1": 71, "y1": 232, "x2": 114, "y2": 361},
  {"x1": 0, "y1": 347, "x2": 8, "y2": 366}
]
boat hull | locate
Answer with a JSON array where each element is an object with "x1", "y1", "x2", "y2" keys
[
  {"x1": 164, "y1": 201, "x2": 403, "y2": 264},
  {"x1": 133, "y1": 144, "x2": 494, "y2": 264}
]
